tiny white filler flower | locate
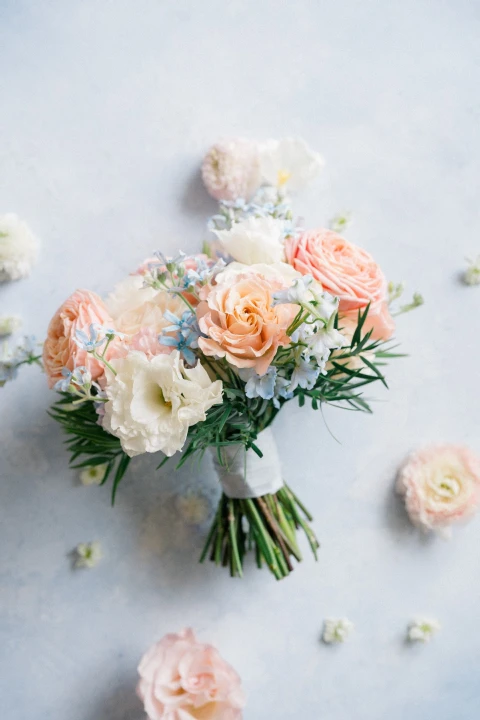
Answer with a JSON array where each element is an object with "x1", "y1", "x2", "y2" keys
[{"x1": 322, "y1": 618, "x2": 354, "y2": 644}]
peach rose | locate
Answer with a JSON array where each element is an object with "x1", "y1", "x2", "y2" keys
[
  {"x1": 137, "y1": 628, "x2": 245, "y2": 720},
  {"x1": 285, "y1": 229, "x2": 394, "y2": 341},
  {"x1": 197, "y1": 271, "x2": 296, "y2": 375},
  {"x1": 43, "y1": 289, "x2": 116, "y2": 389},
  {"x1": 396, "y1": 445, "x2": 480, "y2": 534}
]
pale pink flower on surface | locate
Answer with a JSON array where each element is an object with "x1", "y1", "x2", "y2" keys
[
  {"x1": 43, "y1": 289, "x2": 117, "y2": 389},
  {"x1": 197, "y1": 270, "x2": 296, "y2": 376},
  {"x1": 286, "y1": 229, "x2": 395, "y2": 341},
  {"x1": 137, "y1": 628, "x2": 245, "y2": 720},
  {"x1": 201, "y1": 138, "x2": 261, "y2": 201},
  {"x1": 396, "y1": 445, "x2": 480, "y2": 535}
]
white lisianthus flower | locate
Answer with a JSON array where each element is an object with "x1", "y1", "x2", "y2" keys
[
  {"x1": 0, "y1": 315, "x2": 22, "y2": 337},
  {"x1": 259, "y1": 137, "x2": 324, "y2": 193},
  {"x1": 407, "y1": 618, "x2": 441, "y2": 643},
  {"x1": 322, "y1": 618, "x2": 354, "y2": 644},
  {"x1": 214, "y1": 216, "x2": 286, "y2": 265},
  {"x1": 102, "y1": 350, "x2": 223, "y2": 457},
  {"x1": 0, "y1": 214, "x2": 39, "y2": 282}
]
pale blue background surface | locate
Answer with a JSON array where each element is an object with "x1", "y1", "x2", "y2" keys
[{"x1": 1, "y1": 1, "x2": 480, "y2": 718}]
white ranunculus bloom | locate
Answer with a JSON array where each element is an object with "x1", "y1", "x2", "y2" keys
[
  {"x1": 259, "y1": 137, "x2": 324, "y2": 192},
  {"x1": 102, "y1": 351, "x2": 223, "y2": 458},
  {"x1": 216, "y1": 260, "x2": 300, "y2": 286},
  {"x1": 214, "y1": 216, "x2": 285, "y2": 265},
  {"x1": 0, "y1": 213, "x2": 39, "y2": 282}
]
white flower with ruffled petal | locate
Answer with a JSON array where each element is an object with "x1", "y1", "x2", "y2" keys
[
  {"x1": 102, "y1": 350, "x2": 223, "y2": 457},
  {"x1": 214, "y1": 216, "x2": 286, "y2": 265},
  {"x1": 322, "y1": 618, "x2": 354, "y2": 644},
  {"x1": 0, "y1": 214, "x2": 39, "y2": 282},
  {"x1": 260, "y1": 137, "x2": 324, "y2": 193}
]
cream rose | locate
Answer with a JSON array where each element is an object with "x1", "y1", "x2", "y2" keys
[
  {"x1": 197, "y1": 270, "x2": 296, "y2": 376},
  {"x1": 396, "y1": 445, "x2": 480, "y2": 534},
  {"x1": 286, "y1": 228, "x2": 395, "y2": 341},
  {"x1": 214, "y1": 216, "x2": 286, "y2": 265},
  {"x1": 137, "y1": 628, "x2": 245, "y2": 720},
  {"x1": 102, "y1": 350, "x2": 223, "y2": 457},
  {"x1": 106, "y1": 275, "x2": 187, "y2": 357}
]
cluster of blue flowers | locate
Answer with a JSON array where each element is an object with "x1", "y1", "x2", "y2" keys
[
  {"x1": 207, "y1": 186, "x2": 296, "y2": 236},
  {"x1": 158, "y1": 310, "x2": 200, "y2": 366}
]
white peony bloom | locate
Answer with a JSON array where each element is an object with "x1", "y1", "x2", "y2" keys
[
  {"x1": 322, "y1": 618, "x2": 354, "y2": 644},
  {"x1": 216, "y1": 260, "x2": 300, "y2": 286},
  {"x1": 0, "y1": 315, "x2": 22, "y2": 337},
  {"x1": 259, "y1": 137, "x2": 324, "y2": 193},
  {"x1": 214, "y1": 216, "x2": 286, "y2": 265},
  {"x1": 0, "y1": 214, "x2": 39, "y2": 282},
  {"x1": 80, "y1": 463, "x2": 108, "y2": 486},
  {"x1": 75, "y1": 541, "x2": 103, "y2": 569},
  {"x1": 407, "y1": 618, "x2": 441, "y2": 643},
  {"x1": 102, "y1": 350, "x2": 223, "y2": 457}
]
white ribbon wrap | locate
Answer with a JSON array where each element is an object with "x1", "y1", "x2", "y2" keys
[{"x1": 210, "y1": 428, "x2": 284, "y2": 499}]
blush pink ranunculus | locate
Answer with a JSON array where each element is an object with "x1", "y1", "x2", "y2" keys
[
  {"x1": 137, "y1": 628, "x2": 245, "y2": 720},
  {"x1": 396, "y1": 445, "x2": 480, "y2": 534},
  {"x1": 196, "y1": 271, "x2": 296, "y2": 376},
  {"x1": 43, "y1": 289, "x2": 116, "y2": 388},
  {"x1": 285, "y1": 229, "x2": 395, "y2": 341}
]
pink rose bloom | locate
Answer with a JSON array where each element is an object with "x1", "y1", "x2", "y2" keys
[
  {"x1": 396, "y1": 445, "x2": 480, "y2": 534},
  {"x1": 43, "y1": 289, "x2": 116, "y2": 389},
  {"x1": 285, "y1": 229, "x2": 394, "y2": 341},
  {"x1": 197, "y1": 271, "x2": 296, "y2": 376},
  {"x1": 137, "y1": 628, "x2": 245, "y2": 720}
]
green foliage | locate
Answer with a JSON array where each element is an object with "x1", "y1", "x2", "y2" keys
[{"x1": 49, "y1": 394, "x2": 130, "y2": 504}]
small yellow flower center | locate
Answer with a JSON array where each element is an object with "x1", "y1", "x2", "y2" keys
[{"x1": 277, "y1": 169, "x2": 291, "y2": 186}]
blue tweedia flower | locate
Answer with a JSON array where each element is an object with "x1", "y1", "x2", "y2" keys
[
  {"x1": 273, "y1": 374, "x2": 294, "y2": 408},
  {"x1": 238, "y1": 367, "x2": 278, "y2": 401},
  {"x1": 159, "y1": 310, "x2": 199, "y2": 366},
  {"x1": 289, "y1": 358, "x2": 321, "y2": 392},
  {"x1": 54, "y1": 366, "x2": 92, "y2": 392},
  {"x1": 0, "y1": 335, "x2": 41, "y2": 387},
  {"x1": 74, "y1": 324, "x2": 105, "y2": 352}
]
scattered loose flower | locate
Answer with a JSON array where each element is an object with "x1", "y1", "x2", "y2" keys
[
  {"x1": 137, "y1": 628, "x2": 245, "y2": 720},
  {"x1": 0, "y1": 315, "x2": 22, "y2": 337},
  {"x1": 396, "y1": 445, "x2": 480, "y2": 535},
  {"x1": 407, "y1": 618, "x2": 441, "y2": 643},
  {"x1": 74, "y1": 541, "x2": 103, "y2": 568},
  {"x1": 202, "y1": 137, "x2": 261, "y2": 202},
  {"x1": 0, "y1": 213, "x2": 39, "y2": 282},
  {"x1": 259, "y1": 137, "x2": 324, "y2": 193},
  {"x1": 322, "y1": 618, "x2": 354, "y2": 644},
  {"x1": 464, "y1": 255, "x2": 480, "y2": 286},
  {"x1": 80, "y1": 464, "x2": 108, "y2": 486},
  {"x1": 329, "y1": 212, "x2": 352, "y2": 234},
  {"x1": 176, "y1": 492, "x2": 211, "y2": 526}
]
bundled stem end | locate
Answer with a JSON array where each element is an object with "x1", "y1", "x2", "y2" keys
[{"x1": 200, "y1": 485, "x2": 319, "y2": 580}]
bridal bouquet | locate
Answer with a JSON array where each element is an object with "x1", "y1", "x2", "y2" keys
[{"x1": 44, "y1": 137, "x2": 419, "y2": 579}]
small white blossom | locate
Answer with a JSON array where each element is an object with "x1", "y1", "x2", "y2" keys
[
  {"x1": 259, "y1": 137, "x2": 324, "y2": 193},
  {"x1": 306, "y1": 325, "x2": 345, "y2": 366},
  {"x1": 322, "y1": 618, "x2": 354, "y2": 644},
  {"x1": 0, "y1": 214, "x2": 39, "y2": 282},
  {"x1": 329, "y1": 212, "x2": 352, "y2": 233},
  {"x1": 464, "y1": 255, "x2": 480, "y2": 286},
  {"x1": 273, "y1": 275, "x2": 316, "y2": 305},
  {"x1": 0, "y1": 315, "x2": 22, "y2": 337},
  {"x1": 74, "y1": 541, "x2": 103, "y2": 569},
  {"x1": 407, "y1": 618, "x2": 441, "y2": 643},
  {"x1": 176, "y1": 492, "x2": 210, "y2": 526},
  {"x1": 80, "y1": 464, "x2": 108, "y2": 486}
]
